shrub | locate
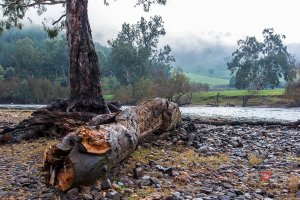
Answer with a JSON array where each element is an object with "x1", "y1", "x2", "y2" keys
[{"x1": 0, "y1": 78, "x2": 68, "y2": 104}]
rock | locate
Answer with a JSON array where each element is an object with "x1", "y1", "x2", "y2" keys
[
  {"x1": 255, "y1": 189, "x2": 267, "y2": 195},
  {"x1": 281, "y1": 189, "x2": 288, "y2": 193},
  {"x1": 198, "y1": 145, "x2": 209, "y2": 154},
  {"x1": 150, "y1": 177, "x2": 162, "y2": 188},
  {"x1": 233, "y1": 189, "x2": 244, "y2": 196},
  {"x1": 218, "y1": 195, "x2": 230, "y2": 200},
  {"x1": 200, "y1": 187, "x2": 213, "y2": 194},
  {"x1": 133, "y1": 167, "x2": 144, "y2": 179},
  {"x1": 163, "y1": 167, "x2": 173, "y2": 176},
  {"x1": 170, "y1": 191, "x2": 185, "y2": 200},
  {"x1": 101, "y1": 179, "x2": 112, "y2": 190},
  {"x1": 139, "y1": 175, "x2": 152, "y2": 186},
  {"x1": 222, "y1": 182, "x2": 233, "y2": 189},
  {"x1": 67, "y1": 188, "x2": 79, "y2": 200},
  {"x1": 91, "y1": 191, "x2": 103, "y2": 200},
  {"x1": 296, "y1": 191, "x2": 300, "y2": 198},
  {"x1": 112, "y1": 183, "x2": 121, "y2": 190},
  {"x1": 124, "y1": 188, "x2": 134, "y2": 194},
  {"x1": 253, "y1": 193, "x2": 264, "y2": 199},
  {"x1": 82, "y1": 193, "x2": 93, "y2": 200},
  {"x1": 155, "y1": 165, "x2": 165, "y2": 171},
  {"x1": 226, "y1": 192, "x2": 237, "y2": 198},
  {"x1": 106, "y1": 190, "x2": 121, "y2": 200}
]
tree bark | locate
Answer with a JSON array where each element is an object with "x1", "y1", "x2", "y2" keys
[
  {"x1": 66, "y1": 0, "x2": 108, "y2": 113},
  {"x1": 43, "y1": 98, "x2": 181, "y2": 191}
]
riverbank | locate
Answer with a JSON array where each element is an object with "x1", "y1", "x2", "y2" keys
[{"x1": 0, "y1": 110, "x2": 299, "y2": 200}]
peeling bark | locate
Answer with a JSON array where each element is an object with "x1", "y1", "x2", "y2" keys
[
  {"x1": 66, "y1": 0, "x2": 109, "y2": 113},
  {"x1": 43, "y1": 98, "x2": 181, "y2": 191}
]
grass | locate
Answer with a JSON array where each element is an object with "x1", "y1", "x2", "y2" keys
[
  {"x1": 248, "y1": 154, "x2": 263, "y2": 166},
  {"x1": 191, "y1": 89, "x2": 286, "y2": 106},
  {"x1": 194, "y1": 89, "x2": 285, "y2": 98},
  {"x1": 103, "y1": 94, "x2": 113, "y2": 100},
  {"x1": 185, "y1": 72, "x2": 229, "y2": 85},
  {"x1": 288, "y1": 176, "x2": 300, "y2": 193}
]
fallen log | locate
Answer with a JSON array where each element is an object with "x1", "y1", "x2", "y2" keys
[{"x1": 43, "y1": 98, "x2": 181, "y2": 191}]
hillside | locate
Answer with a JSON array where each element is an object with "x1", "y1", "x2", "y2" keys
[{"x1": 185, "y1": 72, "x2": 229, "y2": 86}]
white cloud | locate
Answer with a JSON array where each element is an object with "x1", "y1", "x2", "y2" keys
[{"x1": 25, "y1": 0, "x2": 300, "y2": 46}]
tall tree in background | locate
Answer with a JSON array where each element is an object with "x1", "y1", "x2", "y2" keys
[
  {"x1": 108, "y1": 16, "x2": 174, "y2": 85},
  {"x1": 0, "y1": 0, "x2": 167, "y2": 112},
  {"x1": 228, "y1": 28, "x2": 297, "y2": 89}
]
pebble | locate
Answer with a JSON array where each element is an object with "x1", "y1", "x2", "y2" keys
[
  {"x1": 106, "y1": 190, "x2": 121, "y2": 200},
  {"x1": 133, "y1": 167, "x2": 144, "y2": 179},
  {"x1": 1, "y1": 119, "x2": 299, "y2": 200},
  {"x1": 66, "y1": 188, "x2": 79, "y2": 200}
]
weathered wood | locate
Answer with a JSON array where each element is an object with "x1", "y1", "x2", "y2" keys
[{"x1": 43, "y1": 98, "x2": 181, "y2": 191}]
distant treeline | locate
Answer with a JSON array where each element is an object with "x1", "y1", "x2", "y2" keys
[
  {"x1": 0, "y1": 25, "x2": 207, "y2": 104},
  {"x1": 0, "y1": 26, "x2": 109, "y2": 103}
]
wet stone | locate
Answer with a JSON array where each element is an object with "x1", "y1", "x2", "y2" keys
[
  {"x1": 101, "y1": 179, "x2": 112, "y2": 190},
  {"x1": 66, "y1": 188, "x2": 79, "y2": 200},
  {"x1": 106, "y1": 190, "x2": 121, "y2": 200}
]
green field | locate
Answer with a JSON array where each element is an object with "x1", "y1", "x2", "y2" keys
[
  {"x1": 194, "y1": 89, "x2": 285, "y2": 98},
  {"x1": 185, "y1": 72, "x2": 229, "y2": 85},
  {"x1": 103, "y1": 94, "x2": 113, "y2": 100},
  {"x1": 192, "y1": 89, "x2": 286, "y2": 106}
]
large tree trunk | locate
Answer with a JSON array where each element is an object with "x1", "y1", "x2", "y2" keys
[
  {"x1": 66, "y1": 0, "x2": 108, "y2": 113},
  {"x1": 43, "y1": 98, "x2": 181, "y2": 191}
]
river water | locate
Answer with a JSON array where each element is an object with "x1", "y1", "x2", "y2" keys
[{"x1": 0, "y1": 104, "x2": 299, "y2": 122}]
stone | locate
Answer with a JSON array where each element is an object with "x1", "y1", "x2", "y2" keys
[
  {"x1": 82, "y1": 193, "x2": 93, "y2": 200},
  {"x1": 222, "y1": 183, "x2": 233, "y2": 189},
  {"x1": 198, "y1": 145, "x2": 209, "y2": 154},
  {"x1": 91, "y1": 191, "x2": 103, "y2": 200},
  {"x1": 139, "y1": 176, "x2": 152, "y2": 186},
  {"x1": 112, "y1": 183, "x2": 121, "y2": 190},
  {"x1": 106, "y1": 191, "x2": 121, "y2": 200},
  {"x1": 218, "y1": 196, "x2": 230, "y2": 200},
  {"x1": 163, "y1": 167, "x2": 173, "y2": 176},
  {"x1": 101, "y1": 179, "x2": 112, "y2": 190},
  {"x1": 66, "y1": 188, "x2": 79, "y2": 200},
  {"x1": 200, "y1": 187, "x2": 213, "y2": 194},
  {"x1": 233, "y1": 189, "x2": 244, "y2": 196},
  {"x1": 133, "y1": 167, "x2": 144, "y2": 179}
]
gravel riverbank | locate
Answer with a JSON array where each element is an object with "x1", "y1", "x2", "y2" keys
[{"x1": 0, "y1": 110, "x2": 299, "y2": 200}]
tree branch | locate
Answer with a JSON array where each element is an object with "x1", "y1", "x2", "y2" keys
[
  {"x1": 52, "y1": 14, "x2": 66, "y2": 25},
  {"x1": 0, "y1": 0, "x2": 65, "y2": 8}
]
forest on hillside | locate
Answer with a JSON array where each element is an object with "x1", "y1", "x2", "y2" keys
[{"x1": 0, "y1": 26, "x2": 208, "y2": 104}]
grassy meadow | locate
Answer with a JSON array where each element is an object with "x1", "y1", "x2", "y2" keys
[
  {"x1": 185, "y1": 72, "x2": 229, "y2": 86},
  {"x1": 191, "y1": 89, "x2": 287, "y2": 106}
]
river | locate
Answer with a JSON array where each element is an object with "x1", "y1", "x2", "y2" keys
[{"x1": 0, "y1": 104, "x2": 299, "y2": 122}]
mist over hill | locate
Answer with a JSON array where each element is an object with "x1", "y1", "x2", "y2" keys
[{"x1": 170, "y1": 38, "x2": 300, "y2": 80}]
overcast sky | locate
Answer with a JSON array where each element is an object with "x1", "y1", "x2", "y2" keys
[{"x1": 26, "y1": 0, "x2": 300, "y2": 48}]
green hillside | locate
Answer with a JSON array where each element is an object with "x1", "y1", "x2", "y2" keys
[{"x1": 185, "y1": 72, "x2": 229, "y2": 85}]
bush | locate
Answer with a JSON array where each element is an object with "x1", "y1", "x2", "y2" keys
[
  {"x1": 0, "y1": 78, "x2": 69, "y2": 104},
  {"x1": 112, "y1": 68, "x2": 209, "y2": 105}
]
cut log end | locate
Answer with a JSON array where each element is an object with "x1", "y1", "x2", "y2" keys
[{"x1": 80, "y1": 128, "x2": 111, "y2": 154}]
